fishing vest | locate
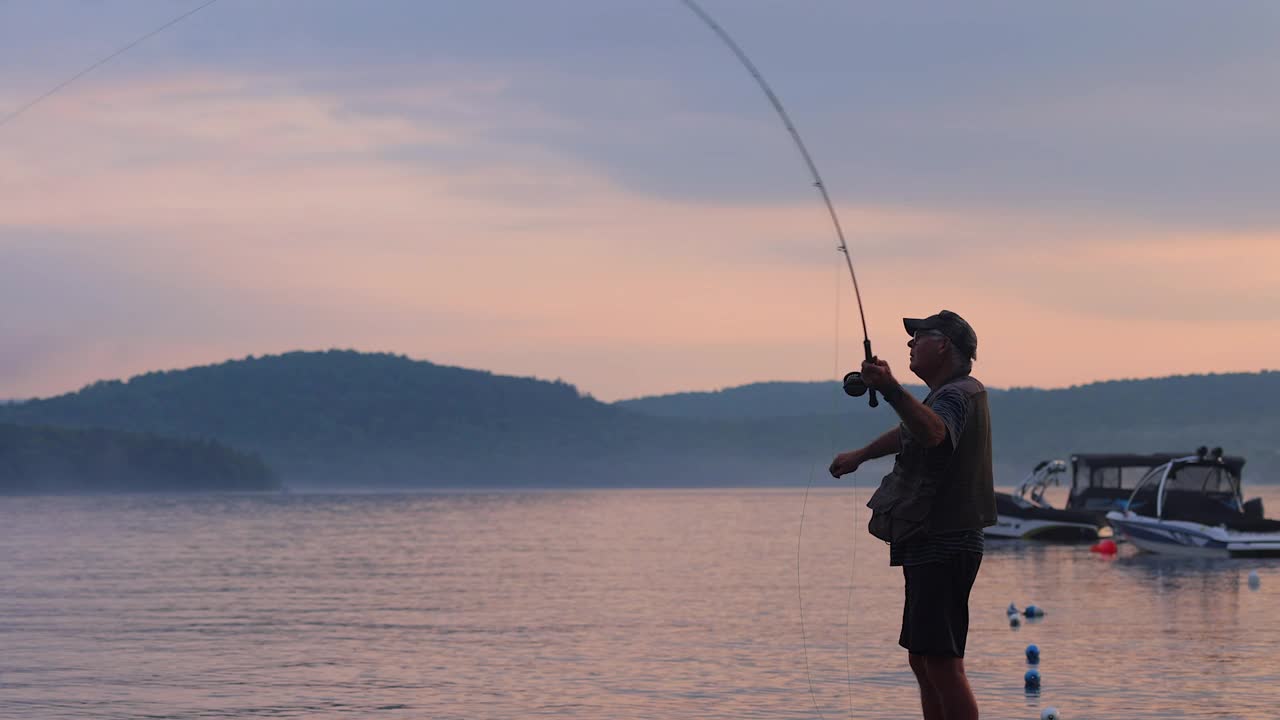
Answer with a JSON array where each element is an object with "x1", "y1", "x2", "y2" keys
[{"x1": 896, "y1": 375, "x2": 997, "y2": 533}]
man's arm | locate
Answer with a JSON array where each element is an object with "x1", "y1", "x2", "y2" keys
[
  {"x1": 829, "y1": 426, "x2": 901, "y2": 478},
  {"x1": 862, "y1": 359, "x2": 948, "y2": 448}
]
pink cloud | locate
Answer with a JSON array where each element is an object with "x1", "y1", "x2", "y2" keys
[{"x1": 2, "y1": 70, "x2": 1277, "y2": 400}]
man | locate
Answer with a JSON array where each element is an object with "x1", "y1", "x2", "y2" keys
[{"x1": 828, "y1": 310, "x2": 995, "y2": 720}]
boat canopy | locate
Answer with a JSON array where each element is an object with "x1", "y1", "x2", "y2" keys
[
  {"x1": 1068, "y1": 452, "x2": 1245, "y2": 499},
  {"x1": 1122, "y1": 455, "x2": 1279, "y2": 531},
  {"x1": 1163, "y1": 459, "x2": 1243, "y2": 498}
]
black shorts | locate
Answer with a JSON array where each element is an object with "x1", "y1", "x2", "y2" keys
[{"x1": 899, "y1": 552, "x2": 982, "y2": 658}]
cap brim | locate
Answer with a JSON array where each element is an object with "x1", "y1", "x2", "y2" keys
[{"x1": 903, "y1": 317, "x2": 934, "y2": 336}]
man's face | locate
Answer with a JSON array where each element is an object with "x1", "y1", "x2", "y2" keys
[{"x1": 907, "y1": 330, "x2": 948, "y2": 377}]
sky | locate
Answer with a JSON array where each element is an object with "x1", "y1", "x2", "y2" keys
[{"x1": 2, "y1": 1, "x2": 1278, "y2": 401}]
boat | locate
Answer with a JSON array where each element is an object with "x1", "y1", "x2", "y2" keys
[
  {"x1": 987, "y1": 460, "x2": 1103, "y2": 541},
  {"x1": 1064, "y1": 452, "x2": 1200, "y2": 521},
  {"x1": 1106, "y1": 448, "x2": 1280, "y2": 558}
]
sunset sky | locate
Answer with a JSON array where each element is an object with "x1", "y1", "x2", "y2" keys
[{"x1": 2, "y1": 1, "x2": 1278, "y2": 401}]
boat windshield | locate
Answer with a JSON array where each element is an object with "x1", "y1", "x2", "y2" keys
[
  {"x1": 1126, "y1": 459, "x2": 1244, "y2": 519},
  {"x1": 1164, "y1": 462, "x2": 1240, "y2": 497}
]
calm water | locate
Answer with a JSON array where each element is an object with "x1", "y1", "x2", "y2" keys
[{"x1": 3, "y1": 487, "x2": 1279, "y2": 719}]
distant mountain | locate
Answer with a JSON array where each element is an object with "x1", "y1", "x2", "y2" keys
[
  {"x1": 619, "y1": 372, "x2": 1280, "y2": 483},
  {"x1": 617, "y1": 380, "x2": 933, "y2": 418},
  {"x1": 1, "y1": 352, "x2": 1275, "y2": 488},
  {"x1": 0, "y1": 422, "x2": 278, "y2": 494},
  {"x1": 0, "y1": 351, "x2": 793, "y2": 488}
]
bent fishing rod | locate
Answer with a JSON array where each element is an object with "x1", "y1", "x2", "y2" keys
[
  {"x1": 680, "y1": 0, "x2": 879, "y2": 409},
  {"x1": 681, "y1": 5, "x2": 879, "y2": 719},
  {"x1": 2, "y1": 1, "x2": 880, "y2": 414},
  {"x1": 1, "y1": 0, "x2": 881, "y2": 406}
]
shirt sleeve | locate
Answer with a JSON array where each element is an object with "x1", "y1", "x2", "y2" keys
[{"x1": 928, "y1": 385, "x2": 973, "y2": 451}]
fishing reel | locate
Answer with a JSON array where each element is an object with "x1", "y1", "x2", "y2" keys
[
  {"x1": 839, "y1": 353, "x2": 880, "y2": 409},
  {"x1": 842, "y1": 371, "x2": 869, "y2": 398},
  {"x1": 842, "y1": 342, "x2": 880, "y2": 407}
]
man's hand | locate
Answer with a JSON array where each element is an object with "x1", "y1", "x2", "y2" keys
[
  {"x1": 860, "y1": 357, "x2": 898, "y2": 392},
  {"x1": 829, "y1": 449, "x2": 865, "y2": 478}
]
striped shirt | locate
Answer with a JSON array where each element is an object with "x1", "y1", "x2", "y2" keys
[
  {"x1": 891, "y1": 528, "x2": 985, "y2": 566},
  {"x1": 888, "y1": 377, "x2": 984, "y2": 567}
]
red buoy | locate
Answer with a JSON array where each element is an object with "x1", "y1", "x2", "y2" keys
[{"x1": 1090, "y1": 539, "x2": 1118, "y2": 554}]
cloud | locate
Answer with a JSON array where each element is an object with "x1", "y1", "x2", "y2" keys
[
  {"x1": 2, "y1": 2, "x2": 1279, "y2": 400},
  {"x1": 6, "y1": 1, "x2": 1280, "y2": 221}
]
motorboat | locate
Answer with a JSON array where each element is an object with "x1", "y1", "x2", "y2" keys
[
  {"x1": 1064, "y1": 452, "x2": 1203, "y2": 521},
  {"x1": 987, "y1": 460, "x2": 1103, "y2": 541},
  {"x1": 1106, "y1": 448, "x2": 1280, "y2": 558}
]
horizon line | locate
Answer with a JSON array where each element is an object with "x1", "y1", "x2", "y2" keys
[{"x1": 6, "y1": 347, "x2": 1275, "y2": 404}]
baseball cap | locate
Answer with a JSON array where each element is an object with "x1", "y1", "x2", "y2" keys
[{"x1": 903, "y1": 310, "x2": 977, "y2": 360}]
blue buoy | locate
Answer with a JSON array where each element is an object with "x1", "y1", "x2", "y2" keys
[
  {"x1": 1025, "y1": 643, "x2": 1040, "y2": 664},
  {"x1": 1024, "y1": 668, "x2": 1041, "y2": 689},
  {"x1": 1023, "y1": 604, "x2": 1045, "y2": 618},
  {"x1": 1041, "y1": 707, "x2": 1060, "y2": 720}
]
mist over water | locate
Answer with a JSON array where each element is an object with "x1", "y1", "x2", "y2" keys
[{"x1": 3, "y1": 487, "x2": 1278, "y2": 719}]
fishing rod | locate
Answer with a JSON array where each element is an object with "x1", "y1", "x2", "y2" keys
[
  {"x1": 4, "y1": 2, "x2": 882, "y2": 408},
  {"x1": 680, "y1": 5, "x2": 878, "y2": 719},
  {"x1": 0, "y1": 0, "x2": 221, "y2": 130},
  {"x1": 679, "y1": 0, "x2": 879, "y2": 410}
]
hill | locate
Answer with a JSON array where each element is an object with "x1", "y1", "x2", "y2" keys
[
  {"x1": 0, "y1": 422, "x2": 279, "y2": 494},
  {"x1": 619, "y1": 372, "x2": 1280, "y2": 483},
  {"x1": 1, "y1": 351, "x2": 1275, "y2": 487},
  {"x1": 0, "y1": 351, "x2": 783, "y2": 487}
]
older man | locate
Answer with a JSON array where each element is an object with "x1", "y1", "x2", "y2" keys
[{"x1": 829, "y1": 310, "x2": 995, "y2": 720}]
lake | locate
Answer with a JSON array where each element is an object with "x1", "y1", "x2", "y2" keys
[{"x1": 3, "y1": 486, "x2": 1278, "y2": 719}]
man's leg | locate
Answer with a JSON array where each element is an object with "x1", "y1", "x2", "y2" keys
[
  {"x1": 923, "y1": 655, "x2": 978, "y2": 720},
  {"x1": 908, "y1": 652, "x2": 945, "y2": 720}
]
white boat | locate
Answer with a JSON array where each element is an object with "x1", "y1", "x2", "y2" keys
[
  {"x1": 987, "y1": 460, "x2": 1102, "y2": 541},
  {"x1": 1106, "y1": 448, "x2": 1280, "y2": 558}
]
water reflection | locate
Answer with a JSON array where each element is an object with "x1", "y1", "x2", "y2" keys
[{"x1": 0, "y1": 487, "x2": 1276, "y2": 719}]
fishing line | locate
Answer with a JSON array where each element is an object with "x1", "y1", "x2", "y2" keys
[
  {"x1": 680, "y1": 2, "x2": 878, "y2": 718},
  {"x1": 796, "y1": 463, "x2": 832, "y2": 719},
  {"x1": 835, "y1": 260, "x2": 859, "y2": 720},
  {"x1": 10, "y1": 7, "x2": 879, "y2": 712},
  {"x1": 791, "y1": 264, "x2": 857, "y2": 720},
  {"x1": 0, "y1": 0, "x2": 221, "y2": 130},
  {"x1": 678, "y1": 0, "x2": 879, "y2": 410}
]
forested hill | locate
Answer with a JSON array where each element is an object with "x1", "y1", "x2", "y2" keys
[
  {"x1": 0, "y1": 350, "x2": 617, "y2": 452},
  {"x1": 0, "y1": 422, "x2": 278, "y2": 494},
  {"x1": 0, "y1": 351, "x2": 748, "y2": 487},
  {"x1": 617, "y1": 371, "x2": 1280, "y2": 482},
  {"x1": 1, "y1": 352, "x2": 1276, "y2": 487},
  {"x1": 616, "y1": 380, "x2": 929, "y2": 418},
  {"x1": 617, "y1": 373, "x2": 1277, "y2": 423}
]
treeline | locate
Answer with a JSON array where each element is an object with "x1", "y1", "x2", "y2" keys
[
  {"x1": 619, "y1": 372, "x2": 1279, "y2": 425},
  {"x1": 619, "y1": 372, "x2": 1280, "y2": 483},
  {"x1": 0, "y1": 351, "x2": 665, "y2": 486},
  {"x1": 1, "y1": 351, "x2": 1275, "y2": 488},
  {"x1": 0, "y1": 422, "x2": 279, "y2": 494}
]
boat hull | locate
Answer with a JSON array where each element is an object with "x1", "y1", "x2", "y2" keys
[
  {"x1": 1106, "y1": 511, "x2": 1280, "y2": 558},
  {"x1": 986, "y1": 514, "x2": 1099, "y2": 541}
]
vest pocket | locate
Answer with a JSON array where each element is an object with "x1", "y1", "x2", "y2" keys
[{"x1": 867, "y1": 468, "x2": 934, "y2": 543}]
